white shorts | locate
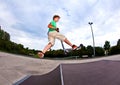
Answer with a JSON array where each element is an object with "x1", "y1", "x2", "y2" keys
[{"x1": 48, "y1": 31, "x2": 66, "y2": 46}]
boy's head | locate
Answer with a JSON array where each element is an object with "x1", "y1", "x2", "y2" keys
[{"x1": 53, "y1": 15, "x2": 60, "y2": 22}]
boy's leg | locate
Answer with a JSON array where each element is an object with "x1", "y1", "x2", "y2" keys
[
  {"x1": 55, "y1": 32, "x2": 78, "y2": 50},
  {"x1": 64, "y1": 38, "x2": 78, "y2": 50},
  {"x1": 42, "y1": 43, "x2": 52, "y2": 53},
  {"x1": 38, "y1": 43, "x2": 52, "y2": 58},
  {"x1": 64, "y1": 38, "x2": 73, "y2": 47},
  {"x1": 38, "y1": 32, "x2": 55, "y2": 58}
]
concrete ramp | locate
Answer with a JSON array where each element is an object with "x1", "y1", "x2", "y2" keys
[
  {"x1": 14, "y1": 60, "x2": 120, "y2": 85},
  {"x1": 14, "y1": 66, "x2": 61, "y2": 85}
]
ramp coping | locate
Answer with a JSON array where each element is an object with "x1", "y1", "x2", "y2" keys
[
  {"x1": 60, "y1": 64, "x2": 64, "y2": 85},
  {"x1": 13, "y1": 75, "x2": 31, "y2": 85}
]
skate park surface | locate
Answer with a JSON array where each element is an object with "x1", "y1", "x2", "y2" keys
[{"x1": 0, "y1": 52, "x2": 120, "y2": 85}]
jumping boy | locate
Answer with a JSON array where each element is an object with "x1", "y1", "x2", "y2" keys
[{"x1": 38, "y1": 15, "x2": 78, "y2": 58}]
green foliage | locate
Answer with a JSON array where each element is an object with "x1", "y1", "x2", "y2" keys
[
  {"x1": 0, "y1": 27, "x2": 120, "y2": 59},
  {"x1": 0, "y1": 39, "x2": 38, "y2": 56},
  {"x1": 79, "y1": 45, "x2": 87, "y2": 57},
  {"x1": 45, "y1": 49, "x2": 65, "y2": 58},
  {"x1": 104, "y1": 41, "x2": 111, "y2": 55},
  {"x1": 110, "y1": 39, "x2": 120, "y2": 55},
  {"x1": 95, "y1": 47, "x2": 105, "y2": 56},
  {"x1": 104, "y1": 41, "x2": 110, "y2": 50},
  {"x1": 0, "y1": 28, "x2": 38, "y2": 56},
  {"x1": 0, "y1": 29, "x2": 10, "y2": 41},
  {"x1": 44, "y1": 45, "x2": 105, "y2": 58},
  {"x1": 117, "y1": 39, "x2": 120, "y2": 46},
  {"x1": 110, "y1": 45, "x2": 120, "y2": 55},
  {"x1": 87, "y1": 45, "x2": 93, "y2": 57}
]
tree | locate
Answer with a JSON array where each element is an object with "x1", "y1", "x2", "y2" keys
[
  {"x1": 0, "y1": 27, "x2": 39, "y2": 56},
  {"x1": 4, "y1": 32, "x2": 10, "y2": 41},
  {"x1": 45, "y1": 49, "x2": 65, "y2": 58},
  {"x1": 79, "y1": 44, "x2": 87, "y2": 57},
  {"x1": 110, "y1": 39, "x2": 120, "y2": 55},
  {"x1": 104, "y1": 41, "x2": 110, "y2": 55},
  {"x1": 117, "y1": 39, "x2": 120, "y2": 46},
  {"x1": 0, "y1": 29, "x2": 10, "y2": 41},
  {"x1": 87, "y1": 45, "x2": 93, "y2": 57},
  {"x1": 95, "y1": 47, "x2": 104, "y2": 56},
  {"x1": 110, "y1": 46, "x2": 120, "y2": 55}
]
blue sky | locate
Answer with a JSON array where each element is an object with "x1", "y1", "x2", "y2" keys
[{"x1": 0, "y1": 0, "x2": 120, "y2": 50}]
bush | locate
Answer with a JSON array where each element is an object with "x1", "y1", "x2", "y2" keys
[
  {"x1": 45, "y1": 49, "x2": 65, "y2": 58},
  {"x1": 95, "y1": 47, "x2": 105, "y2": 56},
  {"x1": 110, "y1": 46, "x2": 120, "y2": 55},
  {"x1": 87, "y1": 45, "x2": 93, "y2": 57}
]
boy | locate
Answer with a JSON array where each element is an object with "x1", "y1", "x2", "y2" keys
[{"x1": 38, "y1": 15, "x2": 77, "y2": 58}]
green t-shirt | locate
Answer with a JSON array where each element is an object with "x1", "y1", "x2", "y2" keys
[{"x1": 48, "y1": 20, "x2": 57, "y2": 32}]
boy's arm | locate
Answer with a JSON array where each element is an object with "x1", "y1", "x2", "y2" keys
[
  {"x1": 48, "y1": 23, "x2": 56, "y2": 29},
  {"x1": 48, "y1": 23, "x2": 59, "y2": 32}
]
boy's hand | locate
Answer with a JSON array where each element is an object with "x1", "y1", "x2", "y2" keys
[{"x1": 56, "y1": 28, "x2": 59, "y2": 32}]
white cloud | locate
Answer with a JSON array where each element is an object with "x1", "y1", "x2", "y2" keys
[
  {"x1": 0, "y1": 2, "x2": 18, "y2": 28},
  {"x1": 0, "y1": 0, "x2": 120, "y2": 50},
  {"x1": 9, "y1": 28, "x2": 48, "y2": 50}
]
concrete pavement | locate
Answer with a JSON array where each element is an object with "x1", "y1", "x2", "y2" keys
[{"x1": 0, "y1": 52, "x2": 120, "y2": 85}]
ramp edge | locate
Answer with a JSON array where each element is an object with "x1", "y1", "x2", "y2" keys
[
  {"x1": 13, "y1": 75, "x2": 31, "y2": 85},
  {"x1": 60, "y1": 64, "x2": 64, "y2": 85}
]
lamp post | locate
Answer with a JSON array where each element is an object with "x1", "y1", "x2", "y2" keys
[{"x1": 88, "y1": 22, "x2": 95, "y2": 57}]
